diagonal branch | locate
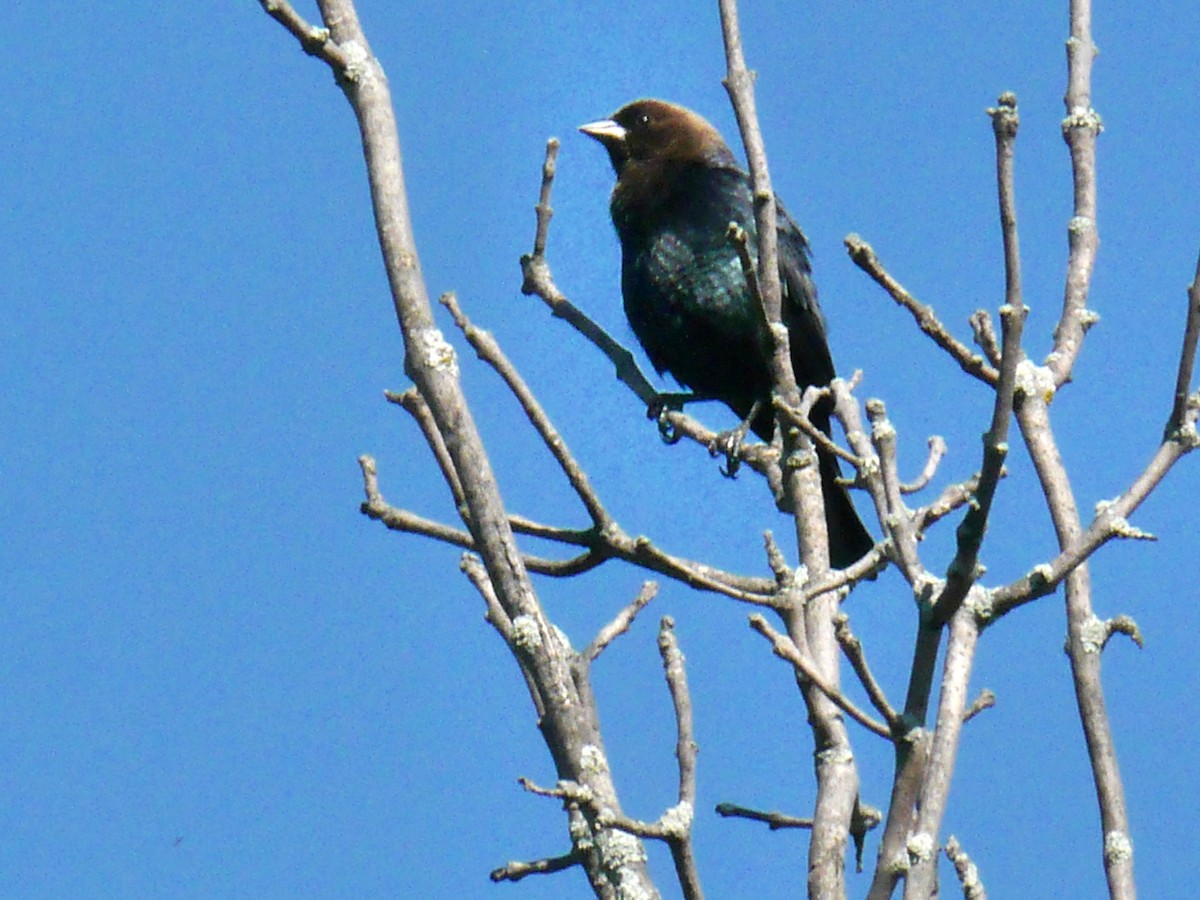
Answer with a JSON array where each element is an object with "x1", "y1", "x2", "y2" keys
[
  {"x1": 845, "y1": 235, "x2": 1000, "y2": 386},
  {"x1": 931, "y1": 92, "x2": 1027, "y2": 627},
  {"x1": 265, "y1": 4, "x2": 662, "y2": 894},
  {"x1": 440, "y1": 291, "x2": 612, "y2": 529},
  {"x1": 749, "y1": 614, "x2": 891, "y2": 739},
  {"x1": 358, "y1": 455, "x2": 782, "y2": 603},
  {"x1": 1167, "y1": 251, "x2": 1200, "y2": 437}
]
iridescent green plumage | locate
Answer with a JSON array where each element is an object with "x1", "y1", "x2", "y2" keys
[{"x1": 582, "y1": 99, "x2": 872, "y2": 567}]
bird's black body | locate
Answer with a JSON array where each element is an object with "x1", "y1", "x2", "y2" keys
[{"x1": 581, "y1": 99, "x2": 872, "y2": 567}]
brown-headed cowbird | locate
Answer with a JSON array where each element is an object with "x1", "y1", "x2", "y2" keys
[{"x1": 580, "y1": 98, "x2": 872, "y2": 568}]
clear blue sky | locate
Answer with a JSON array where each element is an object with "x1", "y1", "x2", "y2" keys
[{"x1": 4, "y1": 2, "x2": 1198, "y2": 897}]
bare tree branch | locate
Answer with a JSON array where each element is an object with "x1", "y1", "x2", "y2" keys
[
  {"x1": 440, "y1": 290, "x2": 612, "y2": 528},
  {"x1": 931, "y1": 93, "x2": 1027, "y2": 627},
  {"x1": 962, "y1": 689, "x2": 996, "y2": 724},
  {"x1": 867, "y1": 93, "x2": 1033, "y2": 900},
  {"x1": 584, "y1": 583, "x2": 657, "y2": 662},
  {"x1": 718, "y1": 10, "x2": 863, "y2": 896},
  {"x1": 265, "y1": 3, "x2": 661, "y2": 894},
  {"x1": 749, "y1": 614, "x2": 891, "y2": 739},
  {"x1": 987, "y1": 427, "x2": 1195, "y2": 619},
  {"x1": 835, "y1": 613, "x2": 902, "y2": 731},
  {"x1": 903, "y1": 603, "x2": 982, "y2": 898},
  {"x1": 490, "y1": 850, "x2": 582, "y2": 884},
  {"x1": 715, "y1": 802, "x2": 813, "y2": 830},
  {"x1": 385, "y1": 388, "x2": 466, "y2": 510},
  {"x1": 1168, "y1": 251, "x2": 1200, "y2": 436},
  {"x1": 969, "y1": 310, "x2": 1002, "y2": 367},
  {"x1": 900, "y1": 436, "x2": 948, "y2": 495},
  {"x1": 845, "y1": 235, "x2": 1000, "y2": 386},
  {"x1": 1017, "y1": 396, "x2": 1135, "y2": 900},
  {"x1": 258, "y1": 0, "x2": 348, "y2": 67},
  {"x1": 1049, "y1": 0, "x2": 1104, "y2": 387},
  {"x1": 656, "y1": 616, "x2": 704, "y2": 900},
  {"x1": 945, "y1": 835, "x2": 988, "y2": 899}
]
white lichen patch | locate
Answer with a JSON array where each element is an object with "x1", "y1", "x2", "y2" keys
[
  {"x1": 1015, "y1": 359, "x2": 1056, "y2": 403},
  {"x1": 580, "y1": 743, "x2": 609, "y2": 775},
  {"x1": 596, "y1": 826, "x2": 647, "y2": 868},
  {"x1": 411, "y1": 327, "x2": 459, "y2": 377},
  {"x1": 1076, "y1": 614, "x2": 1109, "y2": 654},
  {"x1": 339, "y1": 39, "x2": 371, "y2": 84},
  {"x1": 510, "y1": 615, "x2": 542, "y2": 652},
  {"x1": 660, "y1": 801, "x2": 694, "y2": 836},
  {"x1": 1104, "y1": 830, "x2": 1133, "y2": 863},
  {"x1": 906, "y1": 831, "x2": 936, "y2": 862}
]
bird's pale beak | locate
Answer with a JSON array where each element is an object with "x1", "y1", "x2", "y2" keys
[{"x1": 578, "y1": 118, "x2": 627, "y2": 145}]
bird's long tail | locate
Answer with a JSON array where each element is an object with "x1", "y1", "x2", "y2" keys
[
  {"x1": 747, "y1": 402, "x2": 873, "y2": 568},
  {"x1": 817, "y1": 446, "x2": 874, "y2": 569}
]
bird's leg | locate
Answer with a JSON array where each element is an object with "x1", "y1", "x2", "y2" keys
[
  {"x1": 710, "y1": 400, "x2": 763, "y2": 478},
  {"x1": 648, "y1": 391, "x2": 702, "y2": 444}
]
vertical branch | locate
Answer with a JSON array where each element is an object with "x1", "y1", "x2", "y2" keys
[
  {"x1": 1018, "y1": 4, "x2": 1136, "y2": 897},
  {"x1": 716, "y1": 0, "x2": 780, "y2": 325},
  {"x1": 869, "y1": 93, "x2": 1026, "y2": 900},
  {"x1": 657, "y1": 617, "x2": 705, "y2": 900},
  {"x1": 1049, "y1": 0, "x2": 1102, "y2": 385},
  {"x1": 717, "y1": 0, "x2": 831, "y2": 574},
  {"x1": 1167, "y1": 253, "x2": 1200, "y2": 435},
  {"x1": 718, "y1": 5, "x2": 857, "y2": 899},
  {"x1": 902, "y1": 603, "x2": 982, "y2": 899},
  {"x1": 1018, "y1": 400, "x2": 1135, "y2": 900}
]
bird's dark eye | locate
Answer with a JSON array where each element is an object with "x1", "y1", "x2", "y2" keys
[{"x1": 638, "y1": 113, "x2": 651, "y2": 126}]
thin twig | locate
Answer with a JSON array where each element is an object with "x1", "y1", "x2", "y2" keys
[
  {"x1": 962, "y1": 689, "x2": 996, "y2": 723},
  {"x1": 460, "y1": 552, "x2": 512, "y2": 639},
  {"x1": 1048, "y1": 0, "x2": 1104, "y2": 386},
  {"x1": 915, "y1": 474, "x2": 983, "y2": 534},
  {"x1": 657, "y1": 617, "x2": 704, "y2": 900},
  {"x1": 518, "y1": 776, "x2": 591, "y2": 802},
  {"x1": 1168, "y1": 251, "x2": 1200, "y2": 436},
  {"x1": 385, "y1": 389, "x2": 466, "y2": 511},
  {"x1": 583, "y1": 583, "x2": 657, "y2": 661},
  {"x1": 986, "y1": 430, "x2": 1193, "y2": 620},
  {"x1": 932, "y1": 93, "x2": 1027, "y2": 627},
  {"x1": 845, "y1": 235, "x2": 999, "y2": 386},
  {"x1": 522, "y1": 250, "x2": 661, "y2": 408},
  {"x1": 748, "y1": 614, "x2": 891, "y2": 739},
  {"x1": 775, "y1": 394, "x2": 868, "y2": 471},
  {"x1": 863, "y1": 398, "x2": 926, "y2": 578},
  {"x1": 799, "y1": 545, "x2": 890, "y2": 603},
  {"x1": 835, "y1": 613, "x2": 902, "y2": 731},
  {"x1": 489, "y1": 850, "x2": 582, "y2": 884},
  {"x1": 530, "y1": 138, "x2": 559, "y2": 259},
  {"x1": 440, "y1": 291, "x2": 612, "y2": 528},
  {"x1": 358, "y1": 455, "x2": 783, "y2": 601},
  {"x1": 900, "y1": 436, "x2": 948, "y2": 494},
  {"x1": 945, "y1": 835, "x2": 988, "y2": 899},
  {"x1": 969, "y1": 310, "x2": 1002, "y2": 367},
  {"x1": 715, "y1": 802, "x2": 813, "y2": 830},
  {"x1": 258, "y1": 0, "x2": 349, "y2": 67}
]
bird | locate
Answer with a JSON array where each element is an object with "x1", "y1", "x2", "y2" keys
[{"x1": 579, "y1": 98, "x2": 873, "y2": 568}]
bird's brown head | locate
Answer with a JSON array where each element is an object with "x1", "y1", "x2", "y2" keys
[{"x1": 579, "y1": 99, "x2": 735, "y2": 175}]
